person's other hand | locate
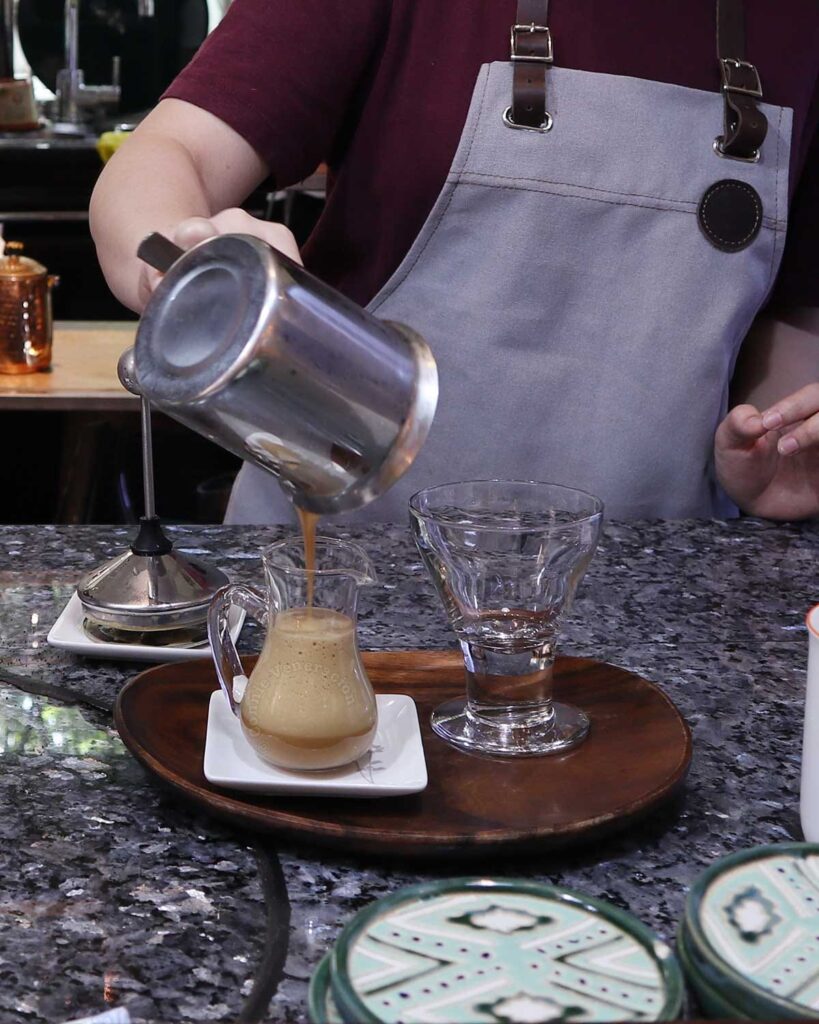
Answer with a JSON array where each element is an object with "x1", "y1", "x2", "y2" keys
[
  {"x1": 137, "y1": 207, "x2": 302, "y2": 308},
  {"x1": 715, "y1": 384, "x2": 819, "y2": 519}
]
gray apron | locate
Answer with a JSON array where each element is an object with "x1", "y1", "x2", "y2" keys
[{"x1": 227, "y1": 34, "x2": 791, "y2": 524}]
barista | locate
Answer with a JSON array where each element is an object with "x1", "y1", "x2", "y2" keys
[{"x1": 89, "y1": 0, "x2": 819, "y2": 523}]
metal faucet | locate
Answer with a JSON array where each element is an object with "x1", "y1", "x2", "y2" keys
[
  {"x1": 54, "y1": 0, "x2": 121, "y2": 127},
  {"x1": 2, "y1": 0, "x2": 14, "y2": 77}
]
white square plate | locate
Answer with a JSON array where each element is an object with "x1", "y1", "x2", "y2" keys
[
  {"x1": 47, "y1": 591, "x2": 244, "y2": 663},
  {"x1": 204, "y1": 691, "x2": 428, "y2": 798}
]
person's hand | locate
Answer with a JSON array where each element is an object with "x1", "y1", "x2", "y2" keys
[
  {"x1": 715, "y1": 384, "x2": 819, "y2": 519},
  {"x1": 136, "y1": 207, "x2": 302, "y2": 309}
]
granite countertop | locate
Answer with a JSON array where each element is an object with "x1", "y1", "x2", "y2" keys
[{"x1": 0, "y1": 519, "x2": 816, "y2": 1023}]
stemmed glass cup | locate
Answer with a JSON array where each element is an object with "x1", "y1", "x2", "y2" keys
[{"x1": 410, "y1": 480, "x2": 603, "y2": 757}]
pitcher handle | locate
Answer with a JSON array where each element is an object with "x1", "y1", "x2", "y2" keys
[{"x1": 207, "y1": 584, "x2": 270, "y2": 717}]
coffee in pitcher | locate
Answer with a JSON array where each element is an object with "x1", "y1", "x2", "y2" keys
[
  {"x1": 209, "y1": 535, "x2": 379, "y2": 772},
  {"x1": 242, "y1": 606, "x2": 377, "y2": 770}
]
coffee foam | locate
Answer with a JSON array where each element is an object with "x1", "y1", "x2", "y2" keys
[{"x1": 241, "y1": 607, "x2": 377, "y2": 770}]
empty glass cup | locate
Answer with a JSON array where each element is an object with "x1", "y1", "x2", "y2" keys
[{"x1": 410, "y1": 480, "x2": 603, "y2": 757}]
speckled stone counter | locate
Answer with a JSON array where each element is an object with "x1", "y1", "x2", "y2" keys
[{"x1": 0, "y1": 519, "x2": 816, "y2": 1023}]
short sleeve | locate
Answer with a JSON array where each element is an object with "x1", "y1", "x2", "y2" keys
[{"x1": 163, "y1": 0, "x2": 389, "y2": 188}]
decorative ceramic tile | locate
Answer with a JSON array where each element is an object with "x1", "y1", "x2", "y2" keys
[
  {"x1": 699, "y1": 849, "x2": 819, "y2": 1012},
  {"x1": 675, "y1": 925, "x2": 747, "y2": 1021},
  {"x1": 308, "y1": 955, "x2": 345, "y2": 1024},
  {"x1": 334, "y1": 882, "x2": 680, "y2": 1022}
]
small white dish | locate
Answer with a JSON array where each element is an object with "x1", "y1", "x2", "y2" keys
[
  {"x1": 47, "y1": 591, "x2": 244, "y2": 663},
  {"x1": 204, "y1": 691, "x2": 428, "y2": 798}
]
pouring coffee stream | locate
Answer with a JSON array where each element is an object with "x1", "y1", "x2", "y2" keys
[
  {"x1": 297, "y1": 508, "x2": 320, "y2": 607},
  {"x1": 130, "y1": 227, "x2": 438, "y2": 599}
]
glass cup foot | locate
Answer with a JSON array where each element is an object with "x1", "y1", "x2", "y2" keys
[{"x1": 430, "y1": 697, "x2": 590, "y2": 758}]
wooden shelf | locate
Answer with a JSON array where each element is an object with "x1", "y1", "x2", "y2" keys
[{"x1": 0, "y1": 321, "x2": 138, "y2": 410}]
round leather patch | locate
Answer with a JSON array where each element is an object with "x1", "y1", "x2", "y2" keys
[{"x1": 698, "y1": 179, "x2": 763, "y2": 252}]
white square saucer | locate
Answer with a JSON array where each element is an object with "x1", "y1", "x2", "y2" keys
[
  {"x1": 204, "y1": 691, "x2": 428, "y2": 798},
  {"x1": 47, "y1": 591, "x2": 244, "y2": 663}
]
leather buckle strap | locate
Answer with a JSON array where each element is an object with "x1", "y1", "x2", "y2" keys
[
  {"x1": 715, "y1": 0, "x2": 767, "y2": 161},
  {"x1": 510, "y1": 23, "x2": 553, "y2": 63},
  {"x1": 719, "y1": 57, "x2": 762, "y2": 98},
  {"x1": 507, "y1": 0, "x2": 553, "y2": 133}
]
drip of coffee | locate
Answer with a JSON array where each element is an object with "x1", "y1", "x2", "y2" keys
[
  {"x1": 241, "y1": 606, "x2": 377, "y2": 770},
  {"x1": 297, "y1": 506, "x2": 319, "y2": 606}
]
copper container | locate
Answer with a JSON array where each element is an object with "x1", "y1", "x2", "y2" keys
[
  {"x1": 0, "y1": 241, "x2": 59, "y2": 373},
  {"x1": 0, "y1": 78, "x2": 39, "y2": 131}
]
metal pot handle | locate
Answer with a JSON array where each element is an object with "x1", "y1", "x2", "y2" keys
[
  {"x1": 137, "y1": 232, "x2": 185, "y2": 273},
  {"x1": 207, "y1": 584, "x2": 270, "y2": 717}
]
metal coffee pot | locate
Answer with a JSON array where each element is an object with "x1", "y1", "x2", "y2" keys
[{"x1": 129, "y1": 232, "x2": 438, "y2": 515}]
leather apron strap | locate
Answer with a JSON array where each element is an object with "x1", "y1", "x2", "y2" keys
[
  {"x1": 506, "y1": 0, "x2": 766, "y2": 158},
  {"x1": 508, "y1": 0, "x2": 553, "y2": 132},
  {"x1": 716, "y1": 0, "x2": 767, "y2": 160}
]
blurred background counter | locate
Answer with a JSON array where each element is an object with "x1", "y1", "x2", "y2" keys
[
  {"x1": 0, "y1": 321, "x2": 246, "y2": 524},
  {"x1": 1, "y1": 0, "x2": 327, "y2": 527}
]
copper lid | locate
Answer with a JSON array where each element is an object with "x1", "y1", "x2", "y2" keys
[{"x1": 0, "y1": 241, "x2": 48, "y2": 281}]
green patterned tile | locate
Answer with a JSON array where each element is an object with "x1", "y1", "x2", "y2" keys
[
  {"x1": 331, "y1": 878, "x2": 682, "y2": 1023},
  {"x1": 676, "y1": 923, "x2": 750, "y2": 1020},
  {"x1": 308, "y1": 954, "x2": 344, "y2": 1024},
  {"x1": 686, "y1": 843, "x2": 819, "y2": 1019}
]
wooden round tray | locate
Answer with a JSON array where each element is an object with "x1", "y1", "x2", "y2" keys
[{"x1": 114, "y1": 651, "x2": 691, "y2": 859}]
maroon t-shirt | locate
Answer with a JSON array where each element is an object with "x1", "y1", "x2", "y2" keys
[{"x1": 166, "y1": 0, "x2": 819, "y2": 309}]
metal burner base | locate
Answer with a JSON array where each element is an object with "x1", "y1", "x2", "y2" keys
[{"x1": 82, "y1": 618, "x2": 208, "y2": 649}]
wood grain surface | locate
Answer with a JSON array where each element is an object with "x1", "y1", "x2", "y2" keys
[
  {"x1": 0, "y1": 321, "x2": 137, "y2": 409},
  {"x1": 114, "y1": 650, "x2": 692, "y2": 859}
]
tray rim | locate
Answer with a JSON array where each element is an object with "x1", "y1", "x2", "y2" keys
[{"x1": 113, "y1": 649, "x2": 693, "y2": 855}]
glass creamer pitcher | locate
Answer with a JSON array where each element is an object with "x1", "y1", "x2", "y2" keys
[{"x1": 208, "y1": 538, "x2": 378, "y2": 771}]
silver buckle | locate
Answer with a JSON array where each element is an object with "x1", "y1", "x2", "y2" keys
[
  {"x1": 720, "y1": 58, "x2": 763, "y2": 98},
  {"x1": 503, "y1": 106, "x2": 553, "y2": 133},
  {"x1": 712, "y1": 136, "x2": 760, "y2": 163},
  {"x1": 510, "y1": 23, "x2": 554, "y2": 63}
]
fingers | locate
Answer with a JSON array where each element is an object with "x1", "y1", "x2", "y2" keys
[
  {"x1": 173, "y1": 216, "x2": 220, "y2": 250},
  {"x1": 770, "y1": 415, "x2": 819, "y2": 457},
  {"x1": 172, "y1": 209, "x2": 303, "y2": 264},
  {"x1": 761, "y1": 383, "x2": 819, "y2": 456},
  {"x1": 715, "y1": 403, "x2": 766, "y2": 450},
  {"x1": 136, "y1": 264, "x2": 161, "y2": 310},
  {"x1": 210, "y1": 209, "x2": 303, "y2": 264},
  {"x1": 761, "y1": 383, "x2": 819, "y2": 431},
  {"x1": 141, "y1": 209, "x2": 303, "y2": 307}
]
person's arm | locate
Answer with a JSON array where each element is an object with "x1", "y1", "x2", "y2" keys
[
  {"x1": 89, "y1": 98, "x2": 301, "y2": 313},
  {"x1": 714, "y1": 308, "x2": 819, "y2": 519}
]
